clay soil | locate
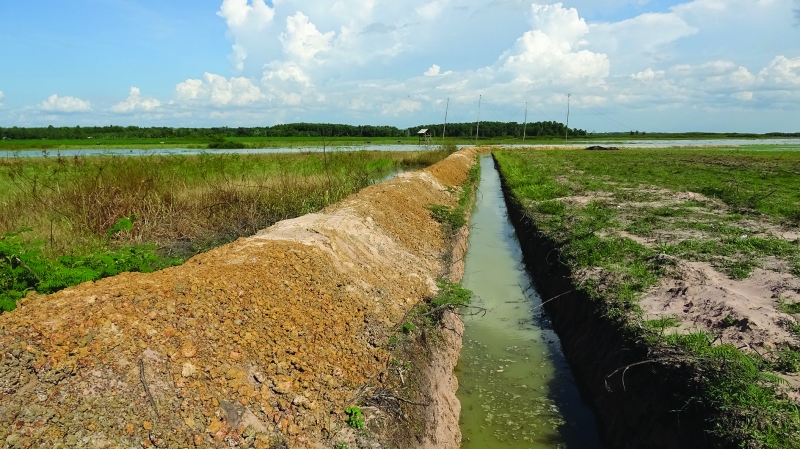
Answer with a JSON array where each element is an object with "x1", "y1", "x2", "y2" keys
[{"x1": 0, "y1": 149, "x2": 478, "y2": 448}]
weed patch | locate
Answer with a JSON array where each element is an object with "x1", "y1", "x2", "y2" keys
[
  {"x1": 0, "y1": 230, "x2": 179, "y2": 311},
  {"x1": 345, "y1": 407, "x2": 365, "y2": 430}
]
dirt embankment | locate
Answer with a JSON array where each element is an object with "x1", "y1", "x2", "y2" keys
[{"x1": 0, "y1": 149, "x2": 477, "y2": 448}]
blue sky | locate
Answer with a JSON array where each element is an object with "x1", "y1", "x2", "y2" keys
[{"x1": 1, "y1": 0, "x2": 799, "y2": 132}]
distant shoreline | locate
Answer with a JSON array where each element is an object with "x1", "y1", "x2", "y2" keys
[{"x1": 2, "y1": 135, "x2": 800, "y2": 152}]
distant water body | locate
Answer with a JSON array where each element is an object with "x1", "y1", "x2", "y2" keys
[
  {"x1": 0, "y1": 144, "x2": 448, "y2": 159},
  {"x1": 508, "y1": 138, "x2": 800, "y2": 148},
  {"x1": 1, "y1": 139, "x2": 798, "y2": 159}
]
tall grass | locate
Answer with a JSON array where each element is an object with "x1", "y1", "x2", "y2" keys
[
  {"x1": 0, "y1": 150, "x2": 444, "y2": 254},
  {"x1": 0, "y1": 150, "x2": 449, "y2": 310}
]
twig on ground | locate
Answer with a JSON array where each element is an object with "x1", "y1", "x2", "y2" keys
[
  {"x1": 139, "y1": 359, "x2": 159, "y2": 416},
  {"x1": 531, "y1": 290, "x2": 574, "y2": 312}
]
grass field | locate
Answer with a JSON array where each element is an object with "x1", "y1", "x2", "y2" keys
[
  {"x1": 495, "y1": 147, "x2": 800, "y2": 449},
  {"x1": 0, "y1": 149, "x2": 450, "y2": 311}
]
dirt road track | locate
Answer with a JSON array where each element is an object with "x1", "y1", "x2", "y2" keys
[{"x1": 0, "y1": 148, "x2": 478, "y2": 448}]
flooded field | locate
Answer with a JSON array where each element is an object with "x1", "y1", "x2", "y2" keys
[
  {"x1": 0, "y1": 144, "x2": 452, "y2": 159},
  {"x1": 456, "y1": 156, "x2": 602, "y2": 448}
]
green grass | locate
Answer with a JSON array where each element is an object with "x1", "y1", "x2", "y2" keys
[
  {"x1": 428, "y1": 158, "x2": 480, "y2": 237},
  {"x1": 510, "y1": 148, "x2": 800, "y2": 221},
  {"x1": 494, "y1": 147, "x2": 800, "y2": 448},
  {"x1": 0, "y1": 149, "x2": 451, "y2": 312}
]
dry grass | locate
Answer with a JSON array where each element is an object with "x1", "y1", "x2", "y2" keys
[{"x1": 0, "y1": 150, "x2": 450, "y2": 258}]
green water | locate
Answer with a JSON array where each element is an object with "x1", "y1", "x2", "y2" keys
[{"x1": 457, "y1": 156, "x2": 602, "y2": 448}]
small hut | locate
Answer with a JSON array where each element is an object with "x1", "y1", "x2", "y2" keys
[{"x1": 417, "y1": 128, "x2": 432, "y2": 145}]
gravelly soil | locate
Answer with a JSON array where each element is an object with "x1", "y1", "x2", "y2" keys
[{"x1": 0, "y1": 149, "x2": 477, "y2": 448}]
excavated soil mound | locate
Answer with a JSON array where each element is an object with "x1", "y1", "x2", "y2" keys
[{"x1": 0, "y1": 149, "x2": 477, "y2": 448}]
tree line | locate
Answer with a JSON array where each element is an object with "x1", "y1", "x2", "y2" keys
[
  {"x1": 414, "y1": 121, "x2": 586, "y2": 138},
  {"x1": 0, "y1": 121, "x2": 587, "y2": 140}
]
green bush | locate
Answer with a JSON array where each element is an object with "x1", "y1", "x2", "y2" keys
[
  {"x1": 207, "y1": 135, "x2": 246, "y2": 149},
  {"x1": 0, "y1": 229, "x2": 178, "y2": 312}
]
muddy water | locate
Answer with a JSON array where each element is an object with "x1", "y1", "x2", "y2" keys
[{"x1": 456, "y1": 156, "x2": 602, "y2": 448}]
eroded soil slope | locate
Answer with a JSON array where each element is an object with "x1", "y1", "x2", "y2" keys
[{"x1": 0, "y1": 149, "x2": 477, "y2": 448}]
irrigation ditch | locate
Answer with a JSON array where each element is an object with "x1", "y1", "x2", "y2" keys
[{"x1": 493, "y1": 152, "x2": 713, "y2": 449}]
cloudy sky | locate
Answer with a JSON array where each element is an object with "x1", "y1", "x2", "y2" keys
[{"x1": 1, "y1": 0, "x2": 798, "y2": 132}]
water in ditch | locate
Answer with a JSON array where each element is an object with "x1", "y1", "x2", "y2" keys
[{"x1": 456, "y1": 156, "x2": 602, "y2": 448}]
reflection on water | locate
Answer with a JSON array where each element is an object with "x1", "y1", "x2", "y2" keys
[{"x1": 457, "y1": 156, "x2": 602, "y2": 448}]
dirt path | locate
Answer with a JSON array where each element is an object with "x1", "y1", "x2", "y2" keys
[{"x1": 0, "y1": 149, "x2": 477, "y2": 448}]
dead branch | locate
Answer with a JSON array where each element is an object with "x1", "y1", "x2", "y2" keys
[
  {"x1": 531, "y1": 290, "x2": 574, "y2": 312},
  {"x1": 138, "y1": 359, "x2": 159, "y2": 416}
]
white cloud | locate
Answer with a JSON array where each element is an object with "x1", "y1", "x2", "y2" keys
[
  {"x1": 111, "y1": 87, "x2": 162, "y2": 113},
  {"x1": 263, "y1": 62, "x2": 313, "y2": 87},
  {"x1": 732, "y1": 91, "x2": 754, "y2": 101},
  {"x1": 39, "y1": 94, "x2": 92, "y2": 113},
  {"x1": 758, "y1": 55, "x2": 800, "y2": 87},
  {"x1": 416, "y1": 1, "x2": 445, "y2": 20},
  {"x1": 590, "y1": 12, "x2": 696, "y2": 73},
  {"x1": 175, "y1": 79, "x2": 205, "y2": 101},
  {"x1": 424, "y1": 64, "x2": 440, "y2": 76},
  {"x1": 496, "y1": 3, "x2": 609, "y2": 87},
  {"x1": 631, "y1": 68, "x2": 665, "y2": 82},
  {"x1": 424, "y1": 64, "x2": 452, "y2": 76},
  {"x1": 280, "y1": 12, "x2": 334, "y2": 62},
  {"x1": 217, "y1": 0, "x2": 275, "y2": 71},
  {"x1": 381, "y1": 99, "x2": 422, "y2": 116},
  {"x1": 0, "y1": 90, "x2": 4, "y2": 105},
  {"x1": 217, "y1": 0, "x2": 274, "y2": 29},
  {"x1": 175, "y1": 73, "x2": 265, "y2": 107}
]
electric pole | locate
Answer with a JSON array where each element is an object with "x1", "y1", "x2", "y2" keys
[
  {"x1": 565, "y1": 94, "x2": 571, "y2": 142},
  {"x1": 442, "y1": 98, "x2": 449, "y2": 145},
  {"x1": 523, "y1": 101, "x2": 528, "y2": 142},
  {"x1": 476, "y1": 95, "x2": 482, "y2": 145}
]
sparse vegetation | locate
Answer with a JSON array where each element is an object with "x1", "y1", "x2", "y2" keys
[
  {"x1": 495, "y1": 147, "x2": 800, "y2": 449},
  {"x1": 428, "y1": 159, "x2": 480, "y2": 237},
  {"x1": 345, "y1": 407, "x2": 365, "y2": 429}
]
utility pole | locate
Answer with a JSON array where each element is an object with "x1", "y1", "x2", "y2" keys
[
  {"x1": 475, "y1": 95, "x2": 482, "y2": 145},
  {"x1": 442, "y1": 98, "x2": 449, "y2": 145},
  {"x1": 565, "y1": 94, "x2": 571, "y2": 143},
  {"x1": 523, "y1": 101, "x2": 528, "y2": 142}
]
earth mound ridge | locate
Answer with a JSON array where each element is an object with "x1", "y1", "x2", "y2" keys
[{"x1": 0, "y1": 148, "x2": 478, "y2": 448}]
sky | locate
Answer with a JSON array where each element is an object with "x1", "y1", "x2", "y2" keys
[{"x1": 0, "y1": 0, "x2": 799, "y2": 133}]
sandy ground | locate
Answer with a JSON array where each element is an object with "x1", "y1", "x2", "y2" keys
[
  {"x1": 602, "y1": 186, "x2": 800, "y2": 401},
  {"x1": 0, "y1": 149, "x2": 477, "y2": 448},
  {"x1": 544, "y1": 177, "x2": 800, "y2": 405}
]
